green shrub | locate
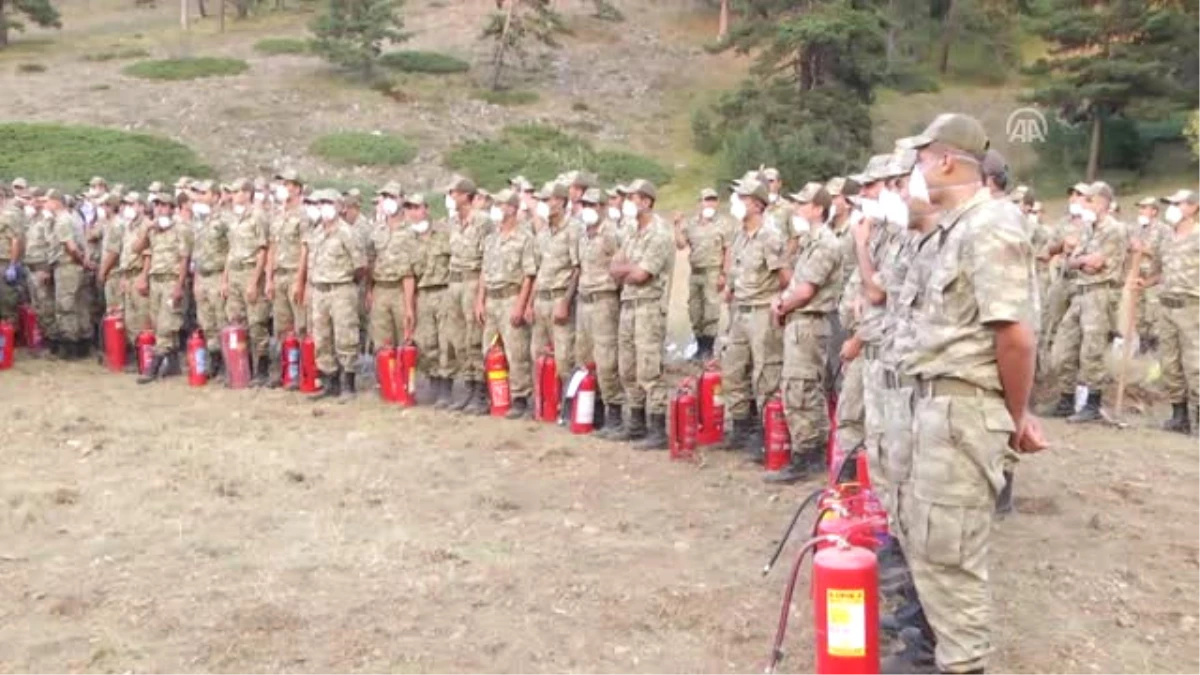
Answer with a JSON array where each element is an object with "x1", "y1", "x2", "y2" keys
[
  {"x1": 0, "y1": 122, "x2": 212, "y2": 191},
  {"x1": 472, "y1": 89, "x2": 540, "y2": 106},
  {"x1": 17, "y1": 63, "x2": 47, "y2": 73},
  {"x1": 254, "y1": 38, "x2": 309, "y2": 55},
  {"x1": 380, "y1": 50, "x2": 469, "y2": 74},
  {"x1": 690, "y1": 107, "x2": 720, "y2": 155},
  {"x1": 309, "y1": 131, "x2": 416, "y2": 167},
  {"x1": 82, "y1": 47, "x2": 150, "y2": 62},
  {"x1": 444, "y1": 124, "x2": 671, "y2": 191},
  {"x1": 880, "y1": 65, "x2": 941, "y2": 94},
  {"x1": 123, "y1": 57, "x2": 249, "y2": 81}
]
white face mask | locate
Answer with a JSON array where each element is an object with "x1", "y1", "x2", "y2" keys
[
  {"x1": 701, "y1": 206, "x2": 716, "y2": 219},
  {"x1": 791, "y1": 215, "x2": 810, "y2": 234},
  {"x1": 97, "y1": 207, "x2": 108, "y2": 220},
  {"x1": 581, "y1": 207, "x2": 599, "y2": 226},
  {"x1": 1165, "y1": 205, "x2": 1184, "y2": 225},
  {"x1": 826, "y1": 203, "x2": 838, "y2": 224},
  {"x1": 768, "y1": 192, "x2": 779, "y2": 204},
  {"x1": 254, "y1": 192, "x2": 266, "y2": 204},
  {"x1": 274, "y1": 186, "x2": 289, "y2": 202},
  {"x1": 849, "y1": 210, "x2": 864, "y2": 226},
  {"x1": 444, "y1": 195, "x2": 457, "y2": 212},
  {"x1": 40, "y1": 209, "x2": 52, "y2": 220},
  {"x1": 607, "y1": 206, "x2": 621, "y2": 221},
  {"x1": 489, "y1": 206, "x2": 503, "y2": 224},
  {"x1": 1080, "y1": 208, "x2": 1098, "y2": 224},
  {"x1": 1068, "y1": 202, "x2": 1083, "y2": 217},
  {"x1": 157, "y1": 215, "x2": 172, "y2": 229},
  {"x1": 411, "y1": 220, "x2": 430, "y2": 234},
  {"x1": 319, "y1": 204, "x2": 338, "y2": 221},
  {"x1": 382, "y1": 198, "x2": 400, "y2": 216},
  {"x1": 860, "y1": 198, "x2": 884, "y2": 221},
  {"x1": 730, "y1": 198, "x2": 747, "y2": 221},
  {"x1": 621, "y1": 199, "x2": 639, "y2": 219},
  {"x1": 535, "y1": 201, "x2": 551, "y2": 220},
  {"x1": 193, "y1": 202, "x2": 210, "y2": 217},
  {"x1": 907, "y1": 166, "x2": 931, "y2": 205},
  {"x1": 304, "y1": 205, "x2": 321, "y2": 222},
  {"x1": 122, "y1": 206, "x2": 137, "y2": 220},
  {"x1": 1030, "y1": 214, "x2": 1040, "y2": 225},
  {"x1": 24, "y1": 205, "x2": 36, "y2": 218},
  {"x1": 233, "y1": 204, "x2": 246, "y2": 216},
  {"x1": 1137, "y1": 215, "x2": 1150, "y2": 226},
  {"x1": 174, "y1": 188, "x2": 184, "y2": 198}
]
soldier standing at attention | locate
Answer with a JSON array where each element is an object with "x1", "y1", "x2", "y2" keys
[
  {"x1": 530, "y1": 181, "x2": 580, "y2": 419},
  {"x1": 676, "y1": 187, "x2": 731, "y2": 361},
  {"x1": 408, "y1": 194, "x2": 453, "y2": 407},
  {"x1": 1153, "y1": 189, "x2": 1199, "y2": 435},
  {"x1": 367, "y1": 181, "x2": 418, "y2": 355},
  {"x1": 886, "y1": 113, "x2": 1045, "y2": 674},
  {"x1": 111, "y1": 193, "x2": 148, "y2": 366},
  {"x1": 608, "y1": 179, "x2": 674, "y2": 449},
  {"x1": 477, "y1": 189, "x2": 537, "y2": 418},
  {"x1": 266, "y1": 170, "x2": 308, "y2": 381},
  {"x1": 0, "y1": 187, "x2": 25, "y2": 325},
  {"x1": 298, "y1": 189, "x2": 365, "y2": 400},
  {"x1": 1035, "y1": 183, "x2": 1089, "y2": 384},
  {"x1": 24, "y1": 188, "x2": 60, "y2": 356},
  {"x1": 222, "y1": 179, "x2": 271, "y2": 386},
  {"x1": 136, "y1": 194, "x2": 193, "y2": 382},
  {"x1": 1128, "y1": 196, "x2": 1170, "y2": 352},
  {"x1": 189, "y1": 181, "x2": 229, "y2": 376},
  {"x1": 48, "y1": 190, "x2": 93, "y2": 359},
  {"x1": 766, "y1": 182, "x2": 841, "y2": 483},
  {"x1": 444, "y1": 176, "x2": 489, "y2": 413},
  {"x1": 342, "y1": 187, "x2": 372, "y2": 356},
  {"x1": 577, "y1": 188, "x2": 626, "y2": 437}
]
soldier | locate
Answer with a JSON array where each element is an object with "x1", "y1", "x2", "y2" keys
[
  {"x1": 721, "y1": 178, "x2": 789, "y2": 457},
  {"x1": 444, "y1": 176, "x2": 489, "y2": 412},
  {"x1": 824, "y1": 176, "x2": 857, "y2": 393},
  {"x1": 887, "y1": 113, "x2": 1045, "y2": 674},
  {"x1": 136, "y1": 194, "x2": 193, "y2": 382},
  {"x1": 0, "y1": 187, "x2": 25, "y2": 324},
  {"x1": 147, "y1": 181, "x2": 165, "y2": 204},
  {"x1": 118, "y1": 193, "x2": 153, "y2": 366},
  {"x1": 766, "y1": 182, "x2": 841, "y2": 483},
  {"x1": 222, "y1": 178, "x2": 272, "y2": 386},
  {"x1": 405, "y1": 193, "x2": 453, "y2": 406},
  {"x1": 367, "y1": 181, "x2": 418, "y2": 355},
  {"x1": 189, "y1": 181, "x2": 228, "y2": 375},
  {"x1": 1036, "y1": 183, "x2": 1089, "y2": 382},
  {"x1": 1129, "y1": 196, "x2": 1170, "y2": 351},
  {"x1": 266, "y1": 169, "x2": 308, "y2": 382},
  {"x1": 83, "y1": 189, "x2": 110, "y2": 348},
  {"x1": 298, "y1": 189, "x2": 365, "y2": 399},
  {"x1": 530, "y1": 180, "x2": 580, "y2": 419},
  {"x1": 676, "y1": 187, "x2": 731, "y2": 360},
  {"x1": 23, "y1": 188, "x2": 60, "y2": 356},
  {"x1": 576, "y1": 187, "x2": 625, "y2": 436},
  {"x1": 1047, "y1": 181, "x2": 1127, "y2": 422},
  {"x1": 1153, "y1": 189, "x2": 1199, "y2": 434},
  {"x1": 762, "y1": 167, "x2": 801, "y2": 261},
  {"x1": 477, "y1": 188, "x2": 537, "y2": 418},
  {"x1": 608, "y1": 179, "x2": 674, "y2": 448},
  {"x1": 46, "y1": 190, "x2": 92, "y2": 359}
]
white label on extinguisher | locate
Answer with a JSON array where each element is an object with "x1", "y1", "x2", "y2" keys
[
  {"x1": 229, "y1": 333, "x2": 239, "y2": 349},
  {"x1": 826, "y1": 589, "x2": 866, "y2": 657},
  {"x1": 574, "y1": 390, "x2": 595, "y2": 425}
]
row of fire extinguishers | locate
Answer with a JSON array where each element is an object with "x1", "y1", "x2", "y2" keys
[{"x1": 0, "y1": 306, "x2": 44, "y2": 371}]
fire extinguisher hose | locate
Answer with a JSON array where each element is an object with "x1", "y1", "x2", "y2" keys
[
  {"x1": 765, "y1": 534, "x2": 847, "y2": 674},
  {"x1": 832, "y1": 442, "x2": 866, "y2": 485},
  {"x1": 763, "y1": 487, "x2": 825, "y2": 576}
]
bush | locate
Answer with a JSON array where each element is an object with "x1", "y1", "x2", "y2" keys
[
  {"x1": 123, "y1": 57, "x2": 249, "y2": 81},
  {"x1": 254, "y1": 38, "x2": 309, "y2": 55},
  {"x1": 82, "y1": 47, "x2": 150, "y2": 62},
  {"x1": 16, "y1": 63, "x2": 47, "y2": 73},
  {"x1": 379, "y1": 50, "x2": 469, "y2": 74},
  {"x1": 1033, "y1": 116, "x2": 1153, "y2": 179},
  {"x1": 690, "y1": 107, "x2": 721, "y2": 155},
  {"x1": 0, "y1": 122, "x2": 212, "y2": 191},
  {"x1": 444, "y1": 124, "x2": 671, "y2": 191},
  {"x1": 472, "y1": 89, "x2": 539, "y2": 106},
  {"x1": 309, "y1": 131, "x2": 416, "y2": 167},
  {"x1": 880, "y1": 65, "x2": 941, "y2": 94}
]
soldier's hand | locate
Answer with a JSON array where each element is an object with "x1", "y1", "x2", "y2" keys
[
  {"x1": 716, "y1": 273, "x2": 726, "y2": 292},
  {"x1": 404, "y1": 312, "x2": 416, "y2": 340},
  {"x1": 1011, "y1": 414, "x2": 1048, "y2": 454},
  {"x1": 135, "y1": 277, "x2": 149, "y2": 297},
  {"x1": 265, "y1": 279, "x2": 275, "y2": 301},
  {"x1": 365, "y1": 289, "x2": 373, "y2": 312},
  {"x1": 769, "y1": 296, "x2": 784, "y2": 319},
  {"x1": 37, "y1": 270, "x2": 51, "y2": 287},
  {"x1": 1129, "y1": 237, "x2": 1146, "y2": 254},
  {"x1": 840, "y1": 335, "x2": 862, "y2": 362},
  {"x1": 220, "y1": 281, "x2": 229, "y2": 300},
  {"x1": 246, "y1": 285, "x2": 259, "y2": 304},
  {"x1": 722, "y1": 287, "x2": 733, "y2": 304},
  {"x1": 171, "y1": 283, "x2": 184, "y2": 306},
  {"x1": 523, "y1": 304, "x2": 534, "y2": 325},
  {"x1": 291, "y1": 282, "x2": 303, "y2": 306},
  {"x1": 509, "y1": 303, "x2": 523, "y2": 328},
  {"x1": 475, "y1": 299, "x2": 486, "y2": 326},
  {"x1": 552, "y1": 298, "x2": 569, "y2": 325}
]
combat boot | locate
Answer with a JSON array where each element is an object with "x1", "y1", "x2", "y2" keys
[
  {"x1": 137, "y1": 353, "x2": 166, "y2": 384},
  {"x1": 880, "y1": 626, "x2": 937, "y2": 674},
  {"x1": 124, "y1": 344, "x2": 137, "y2": 373},
  {"x1": 1067, "y1": 391, "x2": 1102, "y2": 423},
  {"x1": 596, "y1": 404, "x2": 622, "y2": 438},
  {"x1": 609, "y1": 406, "x2": 646, "y2": 442},
  {"x1": 448, "y1": 379, "x2": 473, "y2": 411},
  {"x1": 762, "y1": 443, "x2": 824, "y2": 484},
  {"x1": 207, "y1": 350, "x2": 223, "y2": 378},
  {"x1": 1043, "y1": 392, "x2": 1074, "y2": 418},
  {"x1": 78, "y1": 339, "x2": 93, "y2": 361},
  {"x1": 724, "y1": 417, "x2": 752, "y2": 450},
  {"x1": 252, "y1": 355, "x2": 270, "y2": 387},
  {"x1": 878, "y1": 537, "x2": 913, "y2": 597},
  {"x1": 632, "y1": 413, "x2": 668, "y2": 450},
  {"x1": 1162, "y1": 402, "x2": 1191, "y2": 434},
  {"x1": 995, "y1": 469, "x2": 1015, "y2": 517},
  {"x1": 339, "y1": 371, "x2": 357, "y2": 401},
  {"x1": 506, "y1": 396, "x2": 529, "y2": 420},
  {"x1": 313, "y1": 368, "x2": 341, "y2": 400},
  {"x1": 465, "y1": 381, "x2": 490, "y2": 416}
]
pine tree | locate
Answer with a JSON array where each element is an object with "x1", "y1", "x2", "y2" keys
[
  {"x1": 0, "y1": 0, "x2": 63, "y2": 48},
  {"x1": 482, "y1": 0, "x2": 569, "y2": 91},
  {"x1": 309, "y1": 0, "x2": 410, "y2": 78}
]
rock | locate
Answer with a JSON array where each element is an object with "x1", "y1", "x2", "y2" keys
[{"x1": 1116, "y1": 615, "x2": 1133, "y2": 628}]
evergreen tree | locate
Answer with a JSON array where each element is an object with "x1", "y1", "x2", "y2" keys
[
  {"x1": 309, "y1": 0, "x2": 410, "y2": 78},
  {"x1": 481, "y1": 0, "x2": 569, "y2": 91},
  {"x1": 0, "y1": 0, "x2": 62, "y2": 48}
]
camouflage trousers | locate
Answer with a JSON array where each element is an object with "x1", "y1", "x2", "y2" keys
[
  {"x1": 272, "y1": 269, "x2": 306, "y2": 337},
  {"x1": 531, "y1": 289, "x2": 575, "y2": 375},
  {"x1": 1135, "y1": 286, "x2": 1161, "y2": 343},
  {"x1": 1050, "y1": 284, "x2": 1112, "y2": 391},
  {"x1": 311, "y1": 282, "x2": 359, "y2": 373},
  {"x1": 1039, "y1": 276, "x2": 1074, "y2": 379},
  {"x1": 879, "y1": 382, "x2": 915, "y2": 529},
  {"x1": 369, "y1": 281, "x2": 408, "y2": 350},
  {"x1": 148, "y1": 274, "x2": 184, "y2": 356},
  {"x1": 194, "y1": 271, "x2": 224, "y2": 353},
  {"x1": 575, "y1": 290, "x2": 622, "y2": 406},
  {"x1": 781, "y1": 313, "x2": 830, "y2": 450},
  {"x1": 26, "y1": 264, "x2": 58, "y2": 341},
  {"x1": 224, "y1": 267, "x2": 270, "y2": 360},
  {"x1": 863, "y1": 356, "x2": 888, "y2": 506},
  {"x1": 123, "y1": 271, "x2": 151, "y2": 339},
  {"x1": 617, "y1": 297, "x2": 668, "y2": 415},
  {"x1": 721, "y1": 304, "x2": 783, "y2": 420},
  {"x1": 54, "y1": 264, "x2": 91, "y2": 341},
  {"x1": 0, "y1": 263, "x2": 17, "y2": 323},
  {"x1": 899, "y1": 386, "x2": 1012, "y2": 673},
  {"x1": 482, "y1": 285, "x2": 532, "y2": 399},
  {"x1": 688, "y1": 267, "x2": 721, "y2": 339},
  {"x1": 835, "y1": 355, "x2": 865, "y2": 452},
  {"x1": 445, "y1": 272, "x2": 483, "y2": 382},
  {"x1": 1159, "y1": 296, "x2": 1200, "y2": 432},
  {"x1": 103, "y1": 274, "x2": 121, "y2": 315},
  {"x1": 415, "y1": 285, "x2": 451, "y2": 379}
]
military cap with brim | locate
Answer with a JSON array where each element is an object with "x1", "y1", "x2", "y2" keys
[
  {"x1": 191, "y1": 179, "x2": 215, "y2": 193},
  {"x1": 493, "y1": 188, "x2": 520, "y2": 208},
  {"x1": 403, "y1": 193, "x2": 427, "y2": 207},
  {"x1": 898, "y1": 113, "x2": 990, "y2": 158},
  {"x1": 863, "y1": 154, "x2": 894, "y2": 182},
  {"x1": 444, "y1": 176, "x2": 477, "y2": 194},
  {"x1": 731, "y1": 170, "x2": 764, "y2": 191},
  {"x1": 1078, "y1": 181, "x2": 1115, "y2": 201},
  {"x1": 614, "y1": 184, "x2": 630, "y2": 196},
  {"x1": 700, "y1": 187, "x2": 719, "y2": 200},
  {"x1": 377, "y1": 181, "x2": 403, "y2": 197},
  {"x1": 123, "y1": 191, "x2": 144, "y2": 205},
  {"x1": 89, "y1": 176, "x2": 106, "y2": 187},
  {"x1": 228, "y1": 178, "x2": 253, "y2": 192},
  {"x1": 253, "y1": 176, "x2": 270, "y2": 191},
  {"x1": 11, "y1": 177, "x2": 28, "y2": 189},
  {"x1": 536, "y1": 181, "x2": 569, "y2": 200},
  {"x1": 605, "y1": 187, "x2": 622, "y2": 199},
  {"x1": 563, "y1": 170, "x2": 596, "y2": 189},
  {"x1": 825, "y1": 177, "x2": 849, "y2": 197},
  {"x1": 886, "y1": 147, "x2": 919, "y2": 177},
  {"x1": 1068, "y1": 182, "x2": 1090, "y2": 195},
  {"x1": 1163, "y1": 189, "x2": 1199, "y2": 206},
  {"x1": 275, "y1": 168, "x2": 303, "y2": 184},
  {"x1": 343, "y1": 188, "x2": 362, "y2": 205},
  {"x1": 175, "y1": 176, "x2": 193, "y2": 189},
  {"x1": 147, "y1": 181, "x2": 164, "y2": 193},
  {"x1": 786, "y1": 181, "x2": 832, "y2": 208},
  {"x1": 736, "y1": 178, "x2": 770, "y2": 204},
  {"x1": 43, "y1": 188, "x2": 65, "y2": 202},
  {"x1": 149, "y1": 192, "x2": 175, "y2": 204},
  {"x1": 28, "y1": 187, "x2": 46, "y2": 198},
  {"x1": 762, "y1": 168, "x2": 781, "y2": 181},
  {"x1": 581, "y1": 187, "x2": 602, "y2": 204},
  {"x1": 1136, "y1": 196, "x2": 1159, "y2": 208},
  {"x1": 627, "y1": 178, "x2": 657, "y2": 200},
  {"x1": 100, "y1": 193, "x2": 121, "y2": 207}
]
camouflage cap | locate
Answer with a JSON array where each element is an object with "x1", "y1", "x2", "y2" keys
[
  {"x1": 11, "y1": 177, "x2": 27, "y2": 189},
  {"x1": 29, "y1": 187, "x2": 46, "y2": 198},
  {"x1": 403, "y1": 193, "x2": 427, "y2": 207},
  {"x1": 1079, "y1": 181, "x2": 1114, "y2": 201},
  {"x1": 343, "y1": 188, "x2": 362, "y2": 205},
  {"x1": 509, "y1": 174, "x2": 530, "y2": 188},
  {"x1": 825, "y1": 177, "x2": 849, "y2": 197},
  {"x1": 981, "y1": 149, "x2": 1009, "y2": 179},
  {"x1": 699, "y1": 187, "x2": 719, "y2": 200},
  {"x1": 444, "y1": 175, "x2": 477, "y2": 194},
  {"x1": 898, "y1": 113, "x2": 990, "y2": 158},
  {"x1": 613, "y1": 184, "x2": 630, "y2": 196},
  {"x1": 536, "y1": 181, "x2": 569, "y2": 200},
  {"x1": 886, "y1": 147, "x2": 919, "y2": 177},
  {"x1": 192, "y1": 179, "x2": 215, "y2": 193},
  {"x1": 227, "y1": 178, "x2": 252, "y2": 192},
  {"x1": 562, "y1": 170, "x2": 596, "y2": 189},
  {"x1": 275, "y1": 168, "x2": 303, "y2": 184},
  {"x1": 477, "y1": 188, "x2": 492, "y2": 200},
  {"x1": 863, "y1": 154, "x2": 893, "y2": 183},
  {"x1": 377, "y1": 181, "x2": 403, "y2": 197},
  {"x1": 581, "y1": 187, "x2": 602, "y2": 204},
  {"x1": 1136, "y1": 196, "x2": 1159, "y2": 208},
  {"x1": 1069, "y1": 182, "x2": 1090, "y2": 195},
  {"x1": 762, "y1": 167, "x2": 781, "y2": 181},
  {"x1": 493, "y1": 188, "x2": 520, "y2": 207},
  {"x1": 627, "y1": 178, "x2": 657, "y2": 200},
  {"x1": 786, "y1": 181, "x2": 832, "y2": 208},
  {"x1": 730, "y1": 170, "x2": 764, "y2": 191},
  {"x1": 123, "y1": 191, "x2": 144, "y2": 205},
  {"x1": 100, "y1": 192, "x2": 121, "y2": 207},
  {"x1": 605, "y1": 186, "x2": 623, "y2": 199},
  {"x1": 1163, "y1": 189, "x2": 1199, "y2": 206},
  {"x1": 312, "y1": 188, "x2": 341, "y2": 203},
  {"x1": 175, "y1": 176, "x2": 193, "y2": 189},
  {"x1": 149, "y1": 192, "x2": 173, "y2": 204},
  {"x1": 253, "y1": 176, "x2": 269, "y2": 191},
  {"x1": 147, "y1": 181, "x2": 164, "y2": 193},
  {"x1": 43, "y1": 188, "x2": 64, "y2": 202},
  {"x1": 735, "y1": 178, "x2": 770, "y2": 204},
  {"x1": 89, "y1": 176, "x2": 106, "y2": 187}
]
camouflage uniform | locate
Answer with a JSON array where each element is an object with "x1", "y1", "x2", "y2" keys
[
  {"x1": 684, "y1": 210, "x2": 730, "y2": 342},
  {"x1": 119, "y1": 213, "x2": 153, "y2": 338},
  {"x1": 415, "y1": 221, "x2": 451, "y2": 382},
  {"x1": 52, "y1": 209, "x2": 90, "y2": 342},
  {"x1": 834, "y1": 213, "x2": 866, "y2": 452},
  {"x1": 0, "y1": 201, "x2": 23, "y2": 322},
  {"x1": 900, "y1": 190, "x2": 1031, "y2": 674},
  {"x1": 145, "y1": 217, "x2": 193, "y2": 355},
  {"x1": 617, "y1": 213, "x2": 674, "y2": 417},
  {"x1": 446, "y1": 210, "x2": 489, "y2": 385},
  {"x1": 481, "y1": 219, "x2": 537, "y2": 400},
  {"x1": 271, "y1": 203, "x2": 308, "y2": 337},
  {"x1": 100, "y1": 211, "x2": 125, "y2": 315},
  {"x1": 1038, "y1": 215, "x2": 1085, "y2": 369},
  {"x1": 191, "y1": 207, "x2": 229, "y2": 355},
  {"x1": 83, "y1": 206, "x2": 105, "y2": 333},
  {"x1": 307, "y1": 217, "x2": 365, "y2": 375},
  {"x1": 576, "y1": 215, "x2": 624, "y2": 411},
  {"x1": 367, "y1": 219, "x2": 419, "y2": 348},
  {"x1": 1130, "y1": 217, "x2": 1171, "y2": 342},
  {"x1": 224, "y1": 206, "x2": 271, "y2": 360},
  {"x1": 531, "y1": 213, "x2": 579, "y2": 375},
  {"x1": 1152, "y1": 203, "x2": 1199, "y2": 432},
  {"x1": 24, "y1": 210, "x2": 59, "y2": 343}
]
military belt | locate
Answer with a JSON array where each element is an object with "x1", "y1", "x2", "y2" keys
[
  {"x1": 620, "y1": 296, "x2": 661, "y2": 306},
  {"x1": 486, "y1": 285, "x2": 520, "y2": 300},
  {"x1": 914, "y1": 377, "x2": 1002, "y2": 400},
  {"x1": 417, "y1": 283, "x2": 448, "y2": 292},
  {"x1": 372, "y1": 279, "x2": 404, "y2": 288},
  {"x1": 883, "y1": 369, "x2": 915, "y2": 390},
  {"x1": 578, "y1": 290, "x2": 618, "y2": 303},
  {"x1": 536, "y1": 288, "x2": 567, "y2": 300},
  {"x1": 733, "y1": 303, "x2": 769, "y2": 314},
  {"x1": 26, "y1": 262, "x2": 51, "y2": 272},
  {"x1": 312, "y1": 281, "x2": 352, "y2": 291},
  {"x1": 196, "y1": 269, "x2": 222, "y2": 276},
  {"x1": 1161, "y1": 295, "x2": 1198, "y2": 309},
  {"x1": 448, "y1": 270, "x2": 480, "y2": 282}
]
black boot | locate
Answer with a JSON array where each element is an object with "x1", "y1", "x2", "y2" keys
[
  {"x1": 632, "y1": 413, "x2": 668, "y2": 450},
  {"x1": 596, "y1": 404, "x2": 621, "y2": 438},
  {"x1": 1162, "y1": 402, "x2": 1191, "y2": 434},
  {"x1": 313, "y1": 369, "x2": 341, "y2": 400},
  {"x1": 78, "y1": 339, "x2": 93, "y2": 360},
  {"x1": 137, "y1": 353, "x2": 166, "y2": 384},
  {"x1": 506, "y1": 396, "x2": 529, "y2": 419},
  {"x1": 881, "y1": 598, "x2": 936, "y2": 644},
  {"x1": 1044, "y1": 392, "x2": 1075, "y2": 418},
  {"x1": 448, "y1": 379, "x2": 472, "y2": 411},
  {"x1": 592, "y1": 393, "x2": 606, "y2": 429},
  {"x1": 762, "y1": 443, "x2": 824, "y2": 484},
  {"x1": 432, "y1": 377, "x2": 453, "y2": 409},
  {"x1": 124, "y1": 344, "x2": 137, "y2": 373},
  {"x1": 163, "y1": 350, "x2": 182, "y2": 376},
  {"x1": 880, "y1": 626, "x2": 937, "y2": 674},
  {"x1": 465, "y1": 381, "x2": 489, "y2": 415},
  {"x1": 253, "y1": 355, "x2": 270, "y2": 387},
  {"x1": 339, "y1": 370, "x2": 357, "y2": 401},
  {"x1": 1067, "y1": 391, "x2": 1102, "y2": 423},
  {"x1": 609, "y1": 406, "x2": 646, "y2": 441},
  {"x1": 878, "y1": 536, "x2": 913, "y2": 597},
  {"x1": 995, "y1": 470, "x2": 1015, "y2": 517},
  {"x1": 724, "y1": 417, "x2": 752, "y2": 451},
  {"x1": 208, "y1": 349, "x2": 223, "y2": 378},
  {"x1": 744, "y1": 416, "x2": 765, "y2": 464}
]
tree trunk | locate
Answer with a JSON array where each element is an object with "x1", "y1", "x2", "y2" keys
[
  {"x1": 197, "y1": 0, "x2": 206, "y2": 17},
  {"x1": 1086, "y1": 113, "x2": 1102, "y2": 182},
  {"x1": 937, "y1": 0, "x2": 956, "y2": 74},
  {"x1": 717, "y1": 0, "x2": 728, "y2": 41},
  {"x1": 491, "y1": 0, "x2": 517, "y2": 91}
]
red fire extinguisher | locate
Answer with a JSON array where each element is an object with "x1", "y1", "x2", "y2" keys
[
  {"x1": 534, "y1": 347, "x2": 559, "y2": 423},
  {"x1": 221, "y1": 325, "x2": 251, "y2": 389},
  {"x1": 568, "y1": 363, "x2": 597, "y2": 434},
  {"x1": 135, "y1": 329, "x2": 156, "y2": 376},
  {"x1": 18, "y1": 304, "x2": 41, "y2": 349},
  {"x1": 394, "y1": 341, "x2": 418, "y2": 407},
  {"x1": 668, "y1": 378, "x2": 698, "y2": 461},
  {"x1": 375, "y1": 344, "x2": 398, "y2": 402},
  {"x1": 813, "y1": 541, "x2": 880, "y2": 674},
  {"x1": 696, "y1": 362, "x2": 724, "y2": 446},
  {"x1": 187, "y1": 330, "x2": 208, "y2": 387},
  {"x1": 0, "y1": 319, "x2": 14, "y2": 370},
  {"x1": 102, "y1": 314, "x2": 126, "y2": 372},
  {"x1": 486, "y1": 336, "x2": 511, "y2": 417},
  {"x1": 299, "y1": 333, "x2": 319, "y2": 393},
  {"x1": 763, "y1": 394, "x2": 791, "y2": 472},
  {"x1": 280, "y1": 332, "x2": 301, "y2": 390}
]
